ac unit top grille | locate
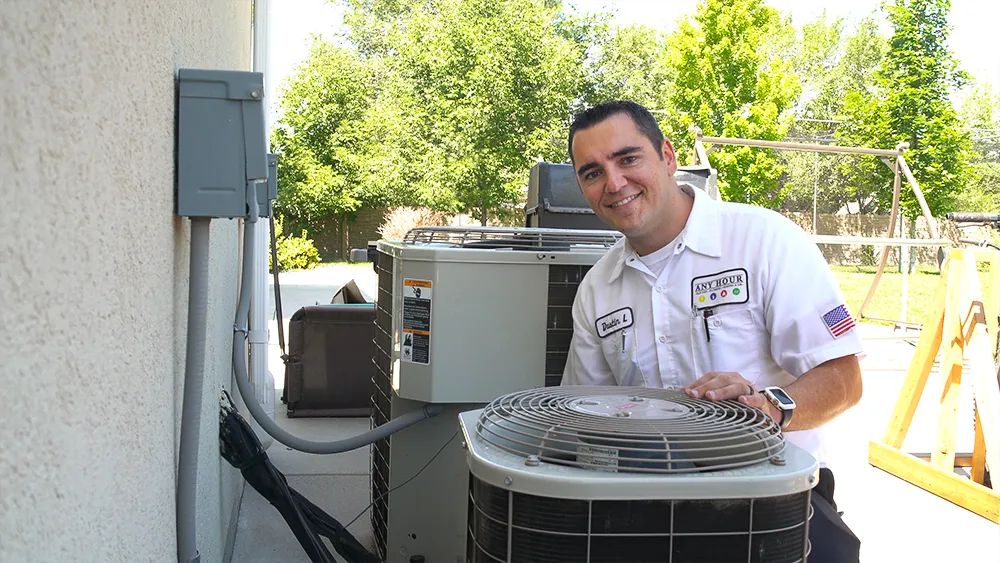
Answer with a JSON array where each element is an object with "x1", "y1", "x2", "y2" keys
[
  {"x1": 475, "y1": 386, "x2": 785, "y2": 474},
  {"x1": 402, "y1": 225, "x2": 622, "y2": 250}
]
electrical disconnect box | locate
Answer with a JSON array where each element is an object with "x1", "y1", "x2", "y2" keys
[
  {"x1": 263, "y1": 153, "x2": 278, "y2": 215},
  {"x1": 176, "y1": 68, "x2": 272, "y2": 218}
]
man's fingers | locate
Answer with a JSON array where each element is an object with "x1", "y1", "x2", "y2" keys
[
  {"x1": 681, "y1": 372, "x2": 722, "y2": 397},
  {"x1": 738, "y1": 393, "x2": 767, "y2": 410},
  {"x1": 704, "y1": 380, "x2": 753, "y2": 401},
  {"x1": 683, "y1": 371, "x2": 749, "y2": 400},
  {"x1": 739, "y1": 393, "x2": 777, "y2": 422}
]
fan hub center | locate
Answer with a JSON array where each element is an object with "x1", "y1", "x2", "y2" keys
[{"x1": 567, "y1": 395, "x2": 690, "y2": 419}]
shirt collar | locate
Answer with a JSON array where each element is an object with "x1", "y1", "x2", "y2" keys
[
  {"x1": 606, "y1": 183, "x2": 722, "y2": 283},
  {"x1": 679, "y1": 183, "x2": 722, "y2": 259}
]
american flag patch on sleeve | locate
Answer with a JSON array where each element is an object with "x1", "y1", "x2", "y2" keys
[{"x1": 822, "y1": 304, "x2": 856, "y2": 338}]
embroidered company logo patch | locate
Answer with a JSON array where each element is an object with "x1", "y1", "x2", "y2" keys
[
  {"x1": 595, "y1": 307, "x2": 634, "y2": 339},
  {"x1": 822, "y1": 304, "x2": 856, "y2": 338},
  {"x1": 691, "y1": 268, "x2": 749, "y2": 310}
]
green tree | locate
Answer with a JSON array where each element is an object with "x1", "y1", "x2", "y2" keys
[
  {"x1": 953, "y1": 80, "x2": 1000, "y2": 211},
  {"x1": 275, "y1": 0, "x2": 594, "y2": 230},
  {"x1": 664, "y1": 0, "x2": 801, "y2": 207},
  {"x1": 270, "y1": 41, "x2": 378, "y2": 234},
  {"x1": 780, "y1": 15, "x2": 889, "y2": 215},
  {"x1": 583, "y1": 24, "x2": 672, "y2": 112},
  {"x1": 837, "y1": 0, "x2": 971, "y2": 221},
  {"x1": 339, "y1": 0, "x2": 591, "y2": 223}
]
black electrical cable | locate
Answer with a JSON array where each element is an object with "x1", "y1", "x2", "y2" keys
[
  {"x1": 219, "y1": 391, "x2": 382, "y2": 563},
  {"x1": 342, "y1": 431, "x2": 459, "y2": 531}
]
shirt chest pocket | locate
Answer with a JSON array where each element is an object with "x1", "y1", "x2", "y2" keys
[
  {"x1": 601, "y1": 328, "x2": 646, "y2": 387},
  {"x1": 692, "y1": 308, "x2": 762, "y2": 385}
]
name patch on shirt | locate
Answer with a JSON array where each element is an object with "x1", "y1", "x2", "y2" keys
[
  {"x1": 595, "y1": 307, "x2": 634, "y2": 338},
  {"x1": 691, "y1": 268, "x2": 749, "y2": 310}
]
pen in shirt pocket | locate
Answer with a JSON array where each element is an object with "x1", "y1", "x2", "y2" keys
[
  {"x1": 622, "y1": 329, "x2": 627, "y2": 353},
  {"x1": 703, "y1": 309, "x2": 713, "y2": 343}
]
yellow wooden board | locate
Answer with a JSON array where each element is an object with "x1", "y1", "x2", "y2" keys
[
  {"x1": 881, "y1": 257, "x2": 949, "y2": 448},
  {"x1": 869, "y1": 248, "x2": 1000, "y2": 524},
  {"x1": 869, "y1": 441, "x2": 1000, "y2": 523}
]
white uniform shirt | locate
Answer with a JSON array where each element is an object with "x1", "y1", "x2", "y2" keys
[{"x1": 561, "y1": 184, "x2": 865, "y2": 464}]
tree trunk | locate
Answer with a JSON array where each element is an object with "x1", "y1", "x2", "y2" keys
[
  {"x1": 338, "y1": 214, "x2": 348, "y2": 261},
  {"x1": 479, "y1": 207, "x2": 488, "y2": 226}
]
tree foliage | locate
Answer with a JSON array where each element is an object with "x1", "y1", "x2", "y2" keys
[
  {"x1": 275, "y1": 0, "x2": 590, "y2": 226},
  {"x1": 271, "y1": 41, "x2": 376, "y2": 232},
  {"x1": 389, "y1": 0, "x2": 590, "y2": 223},
  {"x1": 271, "y1": 0, "x2": 989, "y2": 238},
  {"x1": 836, "y1": 0, "x2": 971, "y2": 220},
  {"x1": 953, "y1": 80, "x2": 1000, "y2": 211},
  {"x1": 779, "y1": 14, "x2": 888, "y2": 214},
  {"x1": 664, "y1": 0, "x2": 801, "y2": 207},
  {"x1": 583, "y1": 24, "x2": 672, "y2": 112}
]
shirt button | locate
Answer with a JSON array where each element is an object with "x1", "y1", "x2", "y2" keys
[
  {"x1": 655, "y1": 285, "x2": 664, "y2": 293},
  {"x1": 713, "y1": 319, "x2": 721, "y2": 327},
  {"x1": 658, "y1": 335, "x2": 666, "y2": 343}
]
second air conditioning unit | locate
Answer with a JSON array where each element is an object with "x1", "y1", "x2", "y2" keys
[{"x1": 369, "y1": 226, "x2": 622, "y2": 563}]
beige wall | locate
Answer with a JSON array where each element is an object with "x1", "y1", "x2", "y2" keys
[{"x1": 1, "y1": 1, "x2": 251, "y2": 561}]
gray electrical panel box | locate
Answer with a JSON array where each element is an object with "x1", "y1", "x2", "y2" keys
[
  {"x1": 176, "y1": 68, "x2": 269, "y2": 218},
  {"x1": 259, "y1": 153, "x2": 278, "y2": 217}
]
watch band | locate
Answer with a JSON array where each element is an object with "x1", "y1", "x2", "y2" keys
[
  {"x1": 777, "y1": 405, "x2": 792, "y2": 429},
  {"x1": 760, "y1": 387, "x2": 794, "y2": 430}
]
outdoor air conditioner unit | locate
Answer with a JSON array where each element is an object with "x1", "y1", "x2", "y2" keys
[
  {"x1": 460, "y1": 386, "x2": 819, "y2": 563},
  {"x1": 370, "y1": 226, "x2": 623, "y2": 563}
]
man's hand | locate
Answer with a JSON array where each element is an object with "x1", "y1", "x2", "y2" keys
[
  {"x1": 682, "y1": 371, "x2": 755, "y2": 401},
  {"x1": 681, "y1": 355, "x2": 863, "y2": 432},
  {"x1": 681, "y1": 372, "x2": 778, "y2": 421}
]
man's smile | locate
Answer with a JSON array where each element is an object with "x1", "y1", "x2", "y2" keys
[{"x1": 609, "y1": 193, "x2": 640, "y2": 209}]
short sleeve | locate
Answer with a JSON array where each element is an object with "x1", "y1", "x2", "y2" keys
[
  {"x1": 761, "y1": 216, "x2": 865, "y2": 376},
  {"x1": 561, "y1": 278, "x2": 616, "y2": 386}
]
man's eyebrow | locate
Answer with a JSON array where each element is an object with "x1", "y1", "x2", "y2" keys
[
  {"x1": 576, "y1": 146, "x2": 644, "y2": 178},
  {"x1": 610, "y1": 146, "x2": 643, "y2": 158},
  {"x1": 576, "y1": 161, "x2": 599, "y2": 178}
]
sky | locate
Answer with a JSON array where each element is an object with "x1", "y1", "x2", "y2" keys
[{"x1": 265, "y1": 0, "x2": 1000, "y2": 123}]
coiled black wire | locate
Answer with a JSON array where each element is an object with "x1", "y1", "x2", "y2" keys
[{"x1": 219, "y1": 391, "x2": 382, "y2": 563}]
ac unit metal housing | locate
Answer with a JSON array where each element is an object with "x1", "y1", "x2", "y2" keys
[
  {"x1": 460, "y1": 386, "x2": 819, "y2": 563},
  {"x1": 370, "y1": 226, "x2": 622, "y2": 563}
]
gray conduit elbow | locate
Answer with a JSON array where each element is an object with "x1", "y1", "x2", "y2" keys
[{"x1": 230, "y1": 217, "x2": 444, "y2": 455}]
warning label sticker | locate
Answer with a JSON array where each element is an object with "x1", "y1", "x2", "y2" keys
[{"x1": 401, "y1": 279, "x2": 432, "y2": 364}]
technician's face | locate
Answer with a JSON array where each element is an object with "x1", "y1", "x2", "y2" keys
[{"x1": 571, "y1": 113, "x2": 678, "y2": 252}]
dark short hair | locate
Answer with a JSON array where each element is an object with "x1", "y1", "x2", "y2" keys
[{"x1": 568, "y1": 100, "x2": 665, "y2": 162}]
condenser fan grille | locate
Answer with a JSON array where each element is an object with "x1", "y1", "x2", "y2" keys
[
  {"x1": 467, "y1": 475, "x2": 812, "y2": 563},
  {"x1": 476, "y1": 386, "x2": 784, "y2": 473},
  {"x1": 402, "y1": 225, "x2": 622, "y2": 249}
]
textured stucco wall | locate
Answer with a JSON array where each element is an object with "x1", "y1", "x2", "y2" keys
[{"x1": 1, "y1": 1, "x2": 251, "y2": 561}]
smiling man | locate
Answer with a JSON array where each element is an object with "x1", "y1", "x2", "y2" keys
[{"x1": 561, "y1": 100, "x2": 864, "y2": 562}]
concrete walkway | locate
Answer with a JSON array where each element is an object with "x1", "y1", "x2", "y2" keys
[{"x1": 231, "y1": 264, "x2": 1000, "y2": 563}]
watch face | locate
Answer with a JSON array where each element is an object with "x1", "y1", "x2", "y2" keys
[{"x1": 769, "y1": 387, "x2": 795, "y2": 407}]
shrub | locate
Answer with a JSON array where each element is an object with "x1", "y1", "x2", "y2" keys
[
  {"x1": 270, "y1": 216, "x2": 321, "y2": 272},
  {"x1": 378, "y1": 207, "x2": 451, "y2": 241}
]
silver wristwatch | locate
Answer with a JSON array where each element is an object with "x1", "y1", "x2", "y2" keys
[{"x1": 761, "y1": 386, "x2": 796, "y2": 430}]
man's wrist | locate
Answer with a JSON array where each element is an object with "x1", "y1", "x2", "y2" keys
[{"x1": 765, "y1": 402, "x2": 782, "y2": 424}]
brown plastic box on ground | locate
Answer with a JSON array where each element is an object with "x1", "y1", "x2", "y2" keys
[{"x1": 283, "y1": 280, "x2": 375, "y2": 418}]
